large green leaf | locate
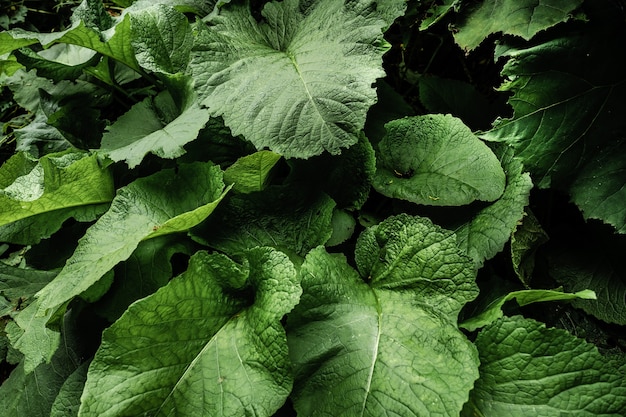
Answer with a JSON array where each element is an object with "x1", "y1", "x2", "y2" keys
[
  {"x1": 190, "y1": 0, "x2": 405, "y2": 158},
  {"x1": 98, "y1": 75, "x2": 209, "y2": 168},
  {"x1": 455, "y1": 145, "x2": 533, "y2": 267},
  {"x1": 8, "y1": 162, "x2": 228, "y2": 372},
  {"x1": 454, "y1": 0, "x2": 584, "y2": 51},
  {"x1": 373, "y1": 114, "x2": 505, "y2": 206},
  {"x1": 288, "y1": 215, "x2": 479, "y2": 416},
  {"x1": 0, "y1": 151, "x2": 114, "y2": 244},
  {"x1": 79, "y1": 248, "x2": 300, "y2": 417},
  {"x1": 462, "y1": 316, "x2": 626, "y2": 416},
  {"x1": 481, "y1": 16, "x2": 626, "y2": 189}
]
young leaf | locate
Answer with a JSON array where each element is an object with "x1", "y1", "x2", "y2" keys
[
  {"x1": 9, "y1": 162, "x2": 228, "y2": 372},
  {"x1": 190, "y1": 0, "x2": 405, "y2": 158},
  {"x1": 453, "y1": 0, "x2": 584, "y2": 51},
  {"x1": 481, "y1": 17, "x2": 626, "y2": 189},
  {"x1": 79, "y1": 248, "x2": 300, "y2": 417},
  {"x1": 373, "y1": 114, "x2": 506, "y2": 206},
  {"x1": 223, "y1": 150, "x2": 282, "y2": 193},
  {"x1": 0, "y1": 151, "x2": 115, "y2": 244},
  {"x1": 98, "y1": 75, "x2": 209, "y2": 168},
  {"x1": 462, "y1": 316, "x2": 626, "y2": 416},
  {"x1": 288, "y1": 215, "x2": 479, "y2": 416},
  {"x1": 460, "y1": 288, "x2": 596, "y2": 332},
  {"x1": 510, "y1": 210, "x2": 549, "y2": 286},
  {"x1": 455, "y1": 145, "x2": 533, "y2": 267}
]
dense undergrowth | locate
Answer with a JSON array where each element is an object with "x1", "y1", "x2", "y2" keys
[{"x1": 1, "y1": 0, "x2": 626, "y2": 416}]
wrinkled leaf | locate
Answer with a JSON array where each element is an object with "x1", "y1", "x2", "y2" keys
[
  {"x1": 191, "y1": 185, "x2": 334, "y2": 258},
  {"x1": 0, "y1": 151, "x2": 114, "y2": 244},
  {"x1": 288, "y1": 215, "x2": 479, "y2": 416},
  {"x1": 510, "y1": 210, "x2": 549, "y2": 286},
  {"x1": 190, "y1": 0, "x2": 405, "y2": 158},
  {"x1": 374, "y1": 114, "x2": 505, "y2": 206},
  {"x1": 9, "y1": 162, "x2": 227, "y2": 372},
  {"x1": 79, "y1": 248, "x2": 300, "y2": 417},
  {"x1": 130, "y1": 4, "x2": 193, "y2": 74},
  {"x1": 463, "y1": 316, "x2": 626, "y2": 416}
]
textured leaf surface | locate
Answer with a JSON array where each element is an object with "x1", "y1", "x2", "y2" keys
[
  {"x1": 130, "y1": 4, "x2": 193, "y2": 74},
  {"x1": 288, "y1": 215, "x2": 479, "y2": 416},
  {"x1": 454, "y1": 0, "x2": 584, "y2": 51},
  {"x1": 99, "y1": 76, "x2": 209, "y2": 168},
  {"x1": 481, "y1": 18, "x2": 626, "y2": 189},
  {"x1": 463, "y1": 316, "x2": 626, "y2": 416},
  {"x1": 192, "y1": 185, "x2": 334, "y2": 258},
  {"x1": 0, "y1": 264, "x2": 56, "y2": 317},
  {"x1": 373, "y1": 114, "x2": 505, "y2": 206},
  {"x1": 190, "y1": 0, "x2": 404, "y2": 158},
  {"x1": 0, "y1": 151, "x2": 114, "y2": 244},
  {"x1": 10, "y1": 162, "x2": 227, "y2": 372},
  {"x1": 455, "y1": 146, "x2": 533, "y2": 267},
  {"x1": 510, "y1": 210, "x2": 549, "y2": 286},
  {"x1": 79, "y1": 248, "x2": 300, "y2": 417}
]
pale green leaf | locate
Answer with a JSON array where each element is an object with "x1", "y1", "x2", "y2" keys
[
  {"x1": 288, "y1": 217, "x2": 479, "y2": 416},
  {"x1": 460, "y1": 288, "x2": 596, "y2": 332},
  {"x1": 130, "y1": 4, "x2": 193, "y2": 74},
  {"x1": 0, "y1": 151, "x2": 115, "y2": 244},
  {"x1": 373, "y1": 114, "x2": 505, "y2": 206},
  {"x1": 190, "y1": 0, "x2": 404, "y2": 158},
  {"x1": 9, "y1": 162, "x2": 227, "y2": 371},
  {"x1": 463, "y1": 316, "x2": 626, "y2": 416},
  {"x1": 455, "y1": 145, "x2": 533, "y2": 267},
  {"x1": 223, "y1": 150, "x2": 282, "y2": 193},
  {"x1": 79, "y1": 248, "x2": 300, "y2": 417},
  {"x1": 99, "y1": 76, "x2": 209, "y2": 168},
  {"x1": 454, "y1": 0, "x2": 584, "y2": 51}
]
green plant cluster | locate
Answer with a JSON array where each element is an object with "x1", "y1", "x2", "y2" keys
[{"x1": 1, "y1": 0, "x2": 625, "y2": 416}]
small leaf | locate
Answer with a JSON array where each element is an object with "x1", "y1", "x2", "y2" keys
[
  {"x1": 463, "y1": 316, "x2": 626, "y2": 416},
  {"x1": 79, "y1": 248, "x2": 300, "y2": 417},
  {"x1": 223, "y1": 150, "x2": 282, "y2": 193},
  {"x1": 460, "y1": 288, "x2": 596, "y2": 332},
  {"x1": 454, "y1": 0, "x2": 584, "y2": 51},
  {"x1": 510, "y1": 210, "x2": 549, "y2": 286},
  {"x1": 373, "y1": 114, "x2": 505, "y2": 206}
]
